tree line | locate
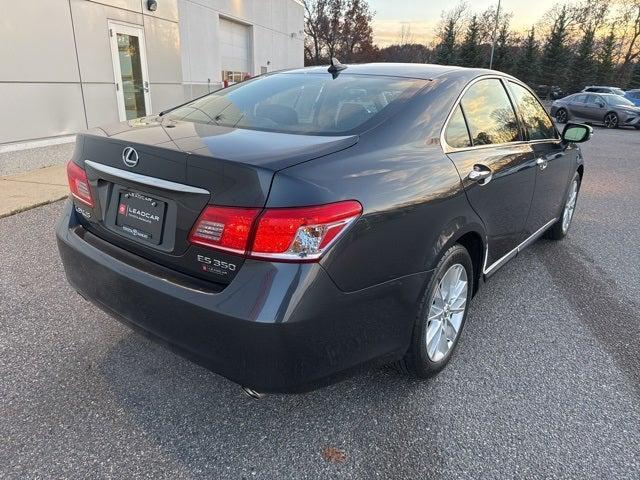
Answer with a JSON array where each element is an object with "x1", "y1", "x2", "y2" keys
[{"x1": 303, "y1": 0, "x2": 640, "y2": 95}]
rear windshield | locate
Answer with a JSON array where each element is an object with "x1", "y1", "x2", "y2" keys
[{"x1": 167, "y1": 73, "x2": 425, "y2": 135}]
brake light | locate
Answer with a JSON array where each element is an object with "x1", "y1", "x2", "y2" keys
[
  {"x1": 189, "y1": 201, "x2": 362, "y2": 261},
  {"x1": 188, "y1": 206, "x2": 260, "y2": 254},
  {"x1": 250, "y1": 201, "x2": 362, "y2": 261},
  {"x1": 66, "y1": 160, "x2": 94, "y2": 207}
]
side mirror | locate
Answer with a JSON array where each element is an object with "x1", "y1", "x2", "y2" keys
[
  {"x1": 596, "y1": 101, "x2": 605, "y2": 108},
  {"x1": 562, "y1": 123, "x2": 592, "y2": 144}
]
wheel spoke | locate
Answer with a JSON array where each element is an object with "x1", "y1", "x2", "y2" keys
[
  {"x1": 427, "y1": 325, "x2": 442, "y2": 359},
  {"x1": 426, "y1": 319, "x2": 441, "y2": 344},
  {"x1": 437, "y1": 327, "x2": 449, "y2": 355},
  {"x1": 449, "y1": 312, "x2": 463, "y2": 333}
]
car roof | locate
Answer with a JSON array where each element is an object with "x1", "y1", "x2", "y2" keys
[
  {"x1": 280, "y1": 63, "x2": 501, "y2": 81},
  {"x1": 584, "y1": 86, "x2": 619, "y2": 90}
]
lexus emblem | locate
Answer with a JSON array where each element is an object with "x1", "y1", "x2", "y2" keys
[{"x1": 122, "y1": 147, "x2": 139, "y2": 168}]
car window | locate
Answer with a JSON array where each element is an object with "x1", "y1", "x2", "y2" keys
[
  {"x1": 167, "y1": 73, "x2": 425, "y2": 135},
  {"x1": 573, "y1": 94, "x2": 587, "y2": 103},
  {"x1": 586, "y1": 95, "x2": 600, "y2": 104},
  {"x1": 508, "y1": 82, "x2": 557, "y2": 141},
  {"x1": 444, "y1": 105, "x2": 471, "y2": 148},
  {"x1": 612, "y1": 88, "x2": 625, "y2": 96},
  {"x1": 606, "y1": 95, "x2": 635, "y2": 107},
  {"x1": 459, "y1": 79, "x2": 520, "y2": 146}
]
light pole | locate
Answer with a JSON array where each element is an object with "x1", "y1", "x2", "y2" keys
[{"x1": 489, "y1": 0, "x2": 502, "y2": 70}]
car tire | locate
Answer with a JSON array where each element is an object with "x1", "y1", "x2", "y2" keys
[
  {"x1": 555, "y1": 108, "x2": 568, "y2": 124},
  {"x1": 604, "y1": 112, "x2": 619, "y2": 129},
  {"x1": 395, "y1": 244, "x2": 473, "y2": 378},
  {"x1": 546, "y1": 172, "x2": 580, "y2": 240}
]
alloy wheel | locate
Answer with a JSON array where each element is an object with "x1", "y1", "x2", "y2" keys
[
  {"x1": 425, "y1": 264, "x2": 468, "y2": 362},
  {"x1": 556, "y1": 109, "x2": 567, "y2": 123},
  {"x1": 562, "y1": 179, "x2": 579, "y2": 233},
  {"x1": 604, "y1": 113, "x2": 618, "y2": 128}
]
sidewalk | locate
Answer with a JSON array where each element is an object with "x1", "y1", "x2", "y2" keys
[{"x1": 0, "y1": 141, "x2": 73, "y2": 218}]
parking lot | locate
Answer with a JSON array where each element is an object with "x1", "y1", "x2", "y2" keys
[{"x1": 1, "y1": 126, "x2": 639, "y2": 479}]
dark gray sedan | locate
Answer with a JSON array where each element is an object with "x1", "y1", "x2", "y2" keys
[{"x1": 551, "y1": 92, "x2": 640, "y2": 129}]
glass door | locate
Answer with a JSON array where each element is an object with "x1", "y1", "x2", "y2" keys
[{"x1": 108, "y1": 21, "x2": 151, "y2": 121}]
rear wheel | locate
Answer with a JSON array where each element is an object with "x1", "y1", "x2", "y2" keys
[
  {"x1": 555, "y1": 108, "x2": 568, "y2": 124},
  {"x1": 397, "y1": 244, "x2": 473, "y2": 378},
  {"x1": 546, "y1": 172, "x2": 580, "y2": 240},
  {"x1": 604, "y1": 112, "x2": 619, "y2": 128}
]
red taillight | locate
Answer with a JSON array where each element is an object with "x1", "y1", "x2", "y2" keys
[
  {"x1": 250, "y1": 201, "x2": 362, "y2": 260},
  {"x1": 189, "y1": 201, "x2": 362, "y2": 261},
  {"x1": 188, "y1": 206, "x2": 260, "y2": 254},
  {"x1": 66, "y1": 160, "x2": 94, "y2": 207}
]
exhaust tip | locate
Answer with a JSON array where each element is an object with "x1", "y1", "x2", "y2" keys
[{"x1": 241, "y1": 386, "x2": 266, "y2": 399}]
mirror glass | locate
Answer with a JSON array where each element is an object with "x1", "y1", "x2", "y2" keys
[{"x1": 563, "y1": 124, "x2": 590, "y2": 143}]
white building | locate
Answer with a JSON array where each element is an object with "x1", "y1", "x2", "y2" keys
[{"x1": 0, "y1": 0, "x2": 304, "y2": 145}]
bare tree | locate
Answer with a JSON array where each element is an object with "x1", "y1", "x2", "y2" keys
[
  {"x1": 615, "y1": 0, "x2": 640, "y2": 84},
  {"x1": 303, "y1": 0, "x2": 329, "y2": 65}
]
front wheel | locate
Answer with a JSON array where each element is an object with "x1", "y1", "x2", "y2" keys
[
  {"x1": 397, "y1": 244, "x2": 473, "y2": 378},
  {"x1": 604, "y1": 112, "x2": 619, "y2": 128},
  {"x1": 546, "y1": 173, "x2": 580, "y2": 240}
]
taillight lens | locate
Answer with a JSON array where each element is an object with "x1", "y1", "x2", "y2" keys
[
  {"x1": 189, "y1": 201, "x2": 362, "y2": 261},
  {"x1": 66, "y1": 160, "x2": 94, "y2": 207},
  {"x1": 188, "y1": 206, "x2": 260, "y2": 254},
  {"x1": 250, "y1": 201, "x2": 362, "y2": 261}
]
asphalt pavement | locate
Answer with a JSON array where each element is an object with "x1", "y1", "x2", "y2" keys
[{"x1": 1, "y1": 126, "x2": 639, "y2": 479}]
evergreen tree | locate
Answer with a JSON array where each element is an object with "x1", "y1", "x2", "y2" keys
[
  {"x1": 435, "y1": 18, "x2": 458, "y2": 65},
  {"x1": 492, "y1": 23, "x2": 515, "y2": 74},
  {"x1": 540, "y1": 7, "x2": 570, "y2": 90},
  {"x1": 596, "y1": 30, "x2": 616, "y2": 86},
  {"x1": 568, "y1": 29, "x2": 596, "y2": 92},
  {"x1": 515, "y1": 28, "x2": 539, "y2": 83},
  {"x1": 459, "y1": 16, "x2": 483, "y2": 67}
]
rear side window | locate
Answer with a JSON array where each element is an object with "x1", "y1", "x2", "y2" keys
[
  {"x1": 573, "y1": 94, "x2": 587, "y2": 103},
  {"x1": 167, "y1": 74, "x2": 425, "y2": 135},
  {"x1": 444, "y1": 106, "x2": 471, "y2": 148},
  {"x1": 508, "y1": 82, "x2": 557, "y2": 141},
  {"x1": 460, "y1": 79, "x2": 520, "y2": 146}
]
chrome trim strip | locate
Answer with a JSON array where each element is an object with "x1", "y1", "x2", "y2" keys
[
  {"x1": 483, "y1": 218, "x2": 557, "y2": 276},
  {"x1": 84, "y1": 160, "x2": 210, "y2": 195}
]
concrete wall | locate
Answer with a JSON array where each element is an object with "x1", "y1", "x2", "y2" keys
[
  {"x1": 0, "y1": 0, "x2": 303, "y2": 145},
  {"x1": 178, "y1": 0, "x2": 304, "y2": 99},
  {"x1": 0, "y1": 0, "x2": 182, "y2": 144}
]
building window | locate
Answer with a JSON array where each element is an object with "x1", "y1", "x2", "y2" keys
[{"x1": 222, "y1": 70, "x2": 250, "y2": 85}]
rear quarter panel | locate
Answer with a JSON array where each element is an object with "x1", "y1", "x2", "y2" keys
[{"x1": 268, "y1": 77, "x2": 486, "y2": 292}]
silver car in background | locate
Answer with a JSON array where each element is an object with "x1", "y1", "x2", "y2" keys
[{"x1": 551, "y1": 92, "x2": 640, "y2": 129}]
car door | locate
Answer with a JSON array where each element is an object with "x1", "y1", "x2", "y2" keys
[
  {"x1": 569, "y1": 94, "x2": 589, "y2": 120},
  {"x1": 507, "y1": 81, "x2": 573, "y2": 235},
  {"x1": 443, "y1": 77, "x2": 537, "y2": 268},
  {"x1": 584, "y1": 94, "x2": 606, "y2": 122}
]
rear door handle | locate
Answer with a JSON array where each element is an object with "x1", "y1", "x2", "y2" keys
[
  {"x1": 468, "y1": 166, "x2": 492, "y2": 184},
  {"x1": 536, "y1": 158, "x2": 548, "y2": 171}
]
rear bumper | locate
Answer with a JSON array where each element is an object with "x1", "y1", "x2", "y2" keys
[{"x1": 56, "y1": 201, "x2": 428, "y2": 392}]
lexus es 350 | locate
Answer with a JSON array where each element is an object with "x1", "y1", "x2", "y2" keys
[{"x1": 57, "y1": 63, "x2": 591, "y2": 393}]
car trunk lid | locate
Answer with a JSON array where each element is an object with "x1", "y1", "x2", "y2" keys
[{"x1": 71, "y1": 118, "x2": 357, "y2": 285}]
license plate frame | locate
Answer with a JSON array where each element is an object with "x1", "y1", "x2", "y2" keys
[{"x1": 115, "y1": 190, "x2": 166, "y2": 245}]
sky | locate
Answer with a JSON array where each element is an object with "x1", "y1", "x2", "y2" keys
[{"x1": 367, "y1": 0, "x2": 561, "y2": 46}]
